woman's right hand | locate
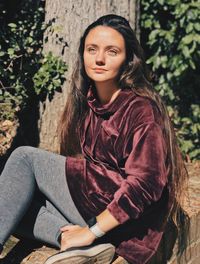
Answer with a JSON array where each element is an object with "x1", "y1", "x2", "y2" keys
[{"x1": 60, "y1": 224, "x2": 96, "y2": 251}]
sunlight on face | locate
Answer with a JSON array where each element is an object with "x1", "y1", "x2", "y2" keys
[{"x1": 83, "y1": 26, "x2": 126, "y2": 86}]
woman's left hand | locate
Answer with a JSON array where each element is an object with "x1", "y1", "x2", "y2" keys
[{"x1": 60, "y1": 225, "x2": 96, "y2": 251}]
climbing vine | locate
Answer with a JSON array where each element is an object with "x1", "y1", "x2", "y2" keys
[{"x1": 140, "y1": 0, "x2": 200, "y2": 160}]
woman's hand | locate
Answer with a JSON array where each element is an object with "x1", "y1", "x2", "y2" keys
[{"x1": 60, "y1": 225, "x2": 96, "y2": 251}]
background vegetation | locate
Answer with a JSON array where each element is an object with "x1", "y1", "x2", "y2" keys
[
  {"x1": 0, "y1": 0, "x2": 199, "y2": 160},
  {"x1": 140, "y1": 0, "x2": 200, "y2": 160},
  {"x1": 0, "y1": 0, "x2": 67, "y2": 122}
]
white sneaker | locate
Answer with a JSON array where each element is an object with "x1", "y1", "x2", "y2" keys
[{"x1": 43, "y1": 243, "x2": 115, "y2": 264}]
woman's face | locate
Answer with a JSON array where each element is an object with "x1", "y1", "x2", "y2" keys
[{"x1": 83, "y1": 26, "x2": 126, "y2": 86}]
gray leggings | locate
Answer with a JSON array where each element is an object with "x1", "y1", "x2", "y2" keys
[{"x1": 0, "y1": 146, "x2": 87, "y2": 248}]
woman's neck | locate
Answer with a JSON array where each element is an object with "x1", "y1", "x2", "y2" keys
[{"x1": 94, "y1": 81, "x2": 121, "y2": 105}]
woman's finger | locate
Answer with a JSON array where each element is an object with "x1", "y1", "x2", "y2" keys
[{"x1": 60, "y1": 224, "x2": 79, "y2": 232}]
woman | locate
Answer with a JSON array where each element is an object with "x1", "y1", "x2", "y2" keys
[{"x1": 0, "y1": 14, "x2": 188, "y2": 264}]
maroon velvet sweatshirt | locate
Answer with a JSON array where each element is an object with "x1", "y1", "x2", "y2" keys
[{"x1": 65, "y1": 86, "x2": 173, "y2": 264}]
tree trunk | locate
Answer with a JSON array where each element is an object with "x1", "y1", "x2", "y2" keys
[{"x1": 39, "y1": 0, "x2": 140, "y2": 152}]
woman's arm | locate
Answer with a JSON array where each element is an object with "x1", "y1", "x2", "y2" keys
[
  {"x1": 96, "y1": 208, "x2": 120, "y2": 232},
  {"x1": 60, "y1": 208, "x2": 120, "y2": 251}
]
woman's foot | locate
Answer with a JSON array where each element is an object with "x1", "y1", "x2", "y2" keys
[{"x1": 44, "y1": 243, "x2": 115, "y2": 264}]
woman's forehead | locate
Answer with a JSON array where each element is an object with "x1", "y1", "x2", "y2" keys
[{"x1": 85, "y1": 26, "x2": 125, "y2": 47}]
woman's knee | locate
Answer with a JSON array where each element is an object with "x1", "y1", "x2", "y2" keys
[
  {"x1": 10, "y1": 146, "x2": 36, "y2": 159},
  {"x1": 2, "y1": 146, "x2": 36, "y2": 185},
  {"x1": 8, "y1": 146, "x2": 38, "y2": 170}
]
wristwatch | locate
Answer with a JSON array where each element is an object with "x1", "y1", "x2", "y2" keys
[{"x1": 87, "y1": 217, "x2": 106, "y2": 238}]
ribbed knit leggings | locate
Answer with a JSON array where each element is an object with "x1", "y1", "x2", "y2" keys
[{"x1": 0, "y1": 146, "x2": 87, "y2": 248}]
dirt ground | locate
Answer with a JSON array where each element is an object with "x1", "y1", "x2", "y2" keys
[{"x1": 0, "y1": 236, "x2": 58, "y2": 264}]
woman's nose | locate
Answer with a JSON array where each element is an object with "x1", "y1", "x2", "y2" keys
[{"x1": 95, "y1": 51, "x2": 105, "y2": 65}]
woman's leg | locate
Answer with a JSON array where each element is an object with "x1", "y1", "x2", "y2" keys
[
  {"x1": 0, "y1": 146, "x2": 87, "y2": 248},
  {"x1": 15, "y1": 198, "x2": 70, "y2": 247}
]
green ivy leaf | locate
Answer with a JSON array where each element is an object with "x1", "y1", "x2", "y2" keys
[{"x1": 8, "y1": 23, "x2": 17, "y2": 28}]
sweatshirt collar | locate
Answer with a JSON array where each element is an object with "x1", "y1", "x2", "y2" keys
[{"x1": 87, "y1": 86, "x2": 132, "y2": 116}]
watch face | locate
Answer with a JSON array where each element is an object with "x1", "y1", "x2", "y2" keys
[{"x1": 87, "y1": 217, "x2": 97, "y2": 227}]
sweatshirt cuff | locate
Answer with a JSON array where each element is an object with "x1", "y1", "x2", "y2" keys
[
  {"x1": 66, "y1": 156, "x2": 85, "y2": 178},
  {"x1": 107, "y1": 199, "x2": 130, "y2": 224}
]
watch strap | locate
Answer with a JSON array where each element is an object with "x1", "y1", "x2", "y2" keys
[
  {"x1": 89, "y1": 223, "x2": 106, "y2": 238},
  {"x1": 87, "y1": 217, "x2": 106, "y2": 238}
]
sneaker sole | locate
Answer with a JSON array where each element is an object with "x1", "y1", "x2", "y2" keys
[{"x1": 44, "y1": 243, "x2": 115, "y2": 264}]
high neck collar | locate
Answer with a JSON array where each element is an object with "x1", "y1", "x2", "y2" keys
[{"x1": 87, "y1": 86, "x2": 132, "y2": 116}]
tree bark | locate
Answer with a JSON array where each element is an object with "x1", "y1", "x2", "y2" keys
[{"x1": 39, "y1": 0, "x2": 140, "y2": 152}]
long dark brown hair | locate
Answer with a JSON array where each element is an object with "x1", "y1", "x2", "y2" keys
[{"x1": 58, "y1": 14, "x2": 189, "y2": 251}]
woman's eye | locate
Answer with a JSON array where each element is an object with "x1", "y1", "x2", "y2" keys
[
  {"x1": 88, "y1": 48, "x2": 96, "y2": 54},
  {"x1": 108, "y1": 49, "x2": 118, "y2": 56}
]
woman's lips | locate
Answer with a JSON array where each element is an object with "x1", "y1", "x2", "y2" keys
[{"x1": 93, "y1": 68, "x2": 108, "y2": 73}]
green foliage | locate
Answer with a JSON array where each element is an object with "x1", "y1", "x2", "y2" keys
[
  {"x1": 33, "y1": 52, "x2": 68, "y2": 100},
  {"x1": 0, "y1": 0, "x2": 67, "y2": 114},
  {"x1": 140, "y1": 0, "x2": 200, "y2": 160},
  {"x1": 0, "y1": 103, "x2": 16, "y2": 122},
  {"x1": 0, "y1": 1, "x2": 44, "y2": 108}
]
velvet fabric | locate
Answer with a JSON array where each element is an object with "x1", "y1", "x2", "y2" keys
[{"x1": 65, "y1": 86, "x2": 173, "y2": 264}]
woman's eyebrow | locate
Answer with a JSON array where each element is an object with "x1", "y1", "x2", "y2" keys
[{"x1": 85, "y1": 43, "x2": 121, "y2": 50}]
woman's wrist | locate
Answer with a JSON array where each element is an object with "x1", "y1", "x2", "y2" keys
[
  {"x1": 86, "y1": 217, "x2": 106, "y2": 238},
  {"x1": 86, "y1": 209, "x2": 120, "y2": 239},
  {"x1": 96, "y1": 209, "x2": 120, "y2": 233},
  {"x1": 85, "y1": 225, "x2": 98, "y2": 240}
]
